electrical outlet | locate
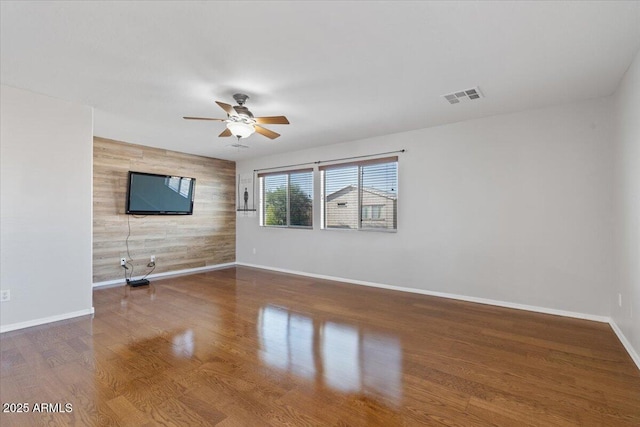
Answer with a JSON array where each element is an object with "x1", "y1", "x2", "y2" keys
[
  {"x1": 0, "y1": 290, "x2": 10, "y2": 302},
  {"x1": 150, "y1": 255, "x2": 156, "y2": 263},
  {"x1": 252, "y1": 248, "x2": 256, "y2": 255},
  {"x1": 120, "y1": 258, "x2": 127, "y2": 266},
  {"x1": 618, "y1": 293, "x2": 623, "y2": 307}
]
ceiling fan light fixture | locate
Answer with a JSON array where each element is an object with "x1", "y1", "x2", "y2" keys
[
  {"x1": 226, "y1": 121, "x2": 255, "y2": 138},
  {"x1": 185, "y1": 94, "x2": 288, "y2": 141}
]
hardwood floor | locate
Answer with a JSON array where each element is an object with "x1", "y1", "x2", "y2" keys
[{"x1": 1, "y1": 267, "x2": 639, "y2": 426}]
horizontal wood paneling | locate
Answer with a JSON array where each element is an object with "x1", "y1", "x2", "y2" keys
[{"x1": 92, "y1": 137, "x2": 235, "y2": 282}]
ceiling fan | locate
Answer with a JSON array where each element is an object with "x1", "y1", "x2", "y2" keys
[{"x1": 183, "y1": 93, "x2": 289, "y2": 140}]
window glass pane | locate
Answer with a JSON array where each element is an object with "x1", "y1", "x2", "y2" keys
[
  {"x1": 324, "y1": 166, "x2": 359, "y2": 229},
  {"x1": 289, "y1": 171, "x2": 313, "y2": 227},
  {"x1": 361, "y1": 162, "x2": 397, "y2": 230},
  {"x1": 264, "y1": 174, "x2": 287, "y2": 226}
]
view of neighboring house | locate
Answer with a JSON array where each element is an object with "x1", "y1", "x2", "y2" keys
[{"x1": 325, "y1": 185, "x2": 397, "y2": 230}]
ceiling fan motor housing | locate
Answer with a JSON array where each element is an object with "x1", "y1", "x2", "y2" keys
[{"x1": 233, "y1": 105, "x2": 254, "y2": 119}]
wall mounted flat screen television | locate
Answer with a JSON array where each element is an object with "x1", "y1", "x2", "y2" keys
[{"x1": 126, "y1": 171, "x2": 196, "y2": 215}]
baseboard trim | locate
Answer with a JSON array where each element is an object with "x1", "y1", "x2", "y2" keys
[
  {"x1": 0, "y1": 307, "x2": 95, "y2": 334},
  {"x1": 609, "y1": 320, "x2": 640, "y2": 370},
  {"x1": 236, "y1": 262, "x2": 610, "y2": 323},
  {"x1": 92, "y1": 262, "x2": 236, "y2": 288}
]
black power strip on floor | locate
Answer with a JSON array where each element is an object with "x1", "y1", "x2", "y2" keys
[{"x1": 127, "y1": 279, "x2": 150, "y2": 287}]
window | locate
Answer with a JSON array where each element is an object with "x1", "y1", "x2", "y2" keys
[
  {"x1": 362, "y1": 205, "x2": 383, "y2": 220},
  {"x1": 321, "y1": 157, "x2": 397, "y2": 231},
  {"x1": 259, "y1": 169, "x2": 313, "y2": 228}
]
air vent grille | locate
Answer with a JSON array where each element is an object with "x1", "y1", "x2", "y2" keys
[{"x1": 442, "y1": 87, "x2": 483, "y2": 104}]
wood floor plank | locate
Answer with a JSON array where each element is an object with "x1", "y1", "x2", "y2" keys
[{"x1": 1, "y1": 266, "x2": 639, "y2": 426}]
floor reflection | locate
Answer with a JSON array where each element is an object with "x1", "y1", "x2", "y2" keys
[
  {"x1": 258, "y1": 305, "x2": 402, "y2": 405},
  {"x1": 171, "y1": 329, "x2": 195, "y2": 358},
  {"x1": 120, "y1": 283, "x2": 156, "y2": 309}
]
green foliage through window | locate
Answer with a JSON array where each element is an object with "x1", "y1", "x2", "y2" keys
[{"x1": 261, "y1": 170, "x2": 313, "y2": 228}]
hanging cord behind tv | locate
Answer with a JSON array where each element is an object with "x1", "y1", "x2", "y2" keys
[
  {"x1": 124, "y1": 214, "x2": 151, "y2": 287},
  {"x1": 124, "y1": 215, "x2": 135, "y2": 281},
  {"x1": 125, "y1": 215, "x2": 133, "y2": 260}
]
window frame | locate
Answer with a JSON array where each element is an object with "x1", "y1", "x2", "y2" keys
[
  {"x1": 320, "y1": 156, "x2": 398, "y2": 232},
  {"x1": 258, "y1": 168, "x2": 314, "y2": 229}
]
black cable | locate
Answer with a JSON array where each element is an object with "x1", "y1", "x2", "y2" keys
[
  {"x1": 124, "y1": 214, "x2": 146, "y2": 282},
  {"x1": 125, "y1": 215, "x2": 133, "y2": 261},
  {"x1": 141, "y1": 263, "x2": 156, "y2": 280},
  {"x1": 126, "y1": 261, "x2": 134, "y2": 281},
  {"x1": 125, "y1": 215, "x2": 133, "y2": 282}
]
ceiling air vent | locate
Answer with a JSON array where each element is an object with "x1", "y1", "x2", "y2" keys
[{"x1": 442, "y1": 87, "x2": 483, "y2": 104}]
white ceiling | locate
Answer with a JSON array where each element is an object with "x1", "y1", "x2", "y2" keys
[{"x1": 2, "y1": 1, "x2": 639, "y2": 161}]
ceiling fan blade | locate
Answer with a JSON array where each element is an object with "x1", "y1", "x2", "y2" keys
[
  {"x1": 254, "y1": 125, "x2": 280, "y2": 139},
  {"x1": 183, "y1": 116, "x2": 225, "y2": 121},
  {"x1": 254, "y1": 116, "x2": 290, "y2": 125},
  {"x1": 219, "y1": 128, "x2": 232, "y2": 137},
  {"x1": 215, "y1": 101, "x2": 236, "y2": 116}
]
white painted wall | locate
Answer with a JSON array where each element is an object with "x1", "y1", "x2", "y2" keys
[
  {"x1": 237, "y1": 98, "x2": 614, "y2": 317},
  {"x1": 612, "y1": 49, "x2": 640, "y2": 358},
  {"x1": 1, "y1": 85, "x2": 94, "y2": 331}
]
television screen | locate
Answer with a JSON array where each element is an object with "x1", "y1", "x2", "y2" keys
[{"x1": 126, "y1": 171, "x2": 196, "y2": 215}]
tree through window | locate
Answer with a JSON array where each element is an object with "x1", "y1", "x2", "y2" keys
[{"x1": 259, "y1": 169, "x2": 313, "y2": 228}]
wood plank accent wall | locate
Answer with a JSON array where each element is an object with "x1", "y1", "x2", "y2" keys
[{"x1": 93, "y1": 137, "x2": 236, "y2": 283}]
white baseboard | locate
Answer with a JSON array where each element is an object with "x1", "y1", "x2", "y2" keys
[
  {"x1": 609, "y1": 320, "x2": 640, "y2": 371},
  {"x1": 0, "y1": 307, "x2": 95, "y2": 334},
  {"x1": 236, "y1": 262, "x2": 610, "y2": 323},
  {"x1": 92, "y1": 262, "x2": 236, "y2": 288}
]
